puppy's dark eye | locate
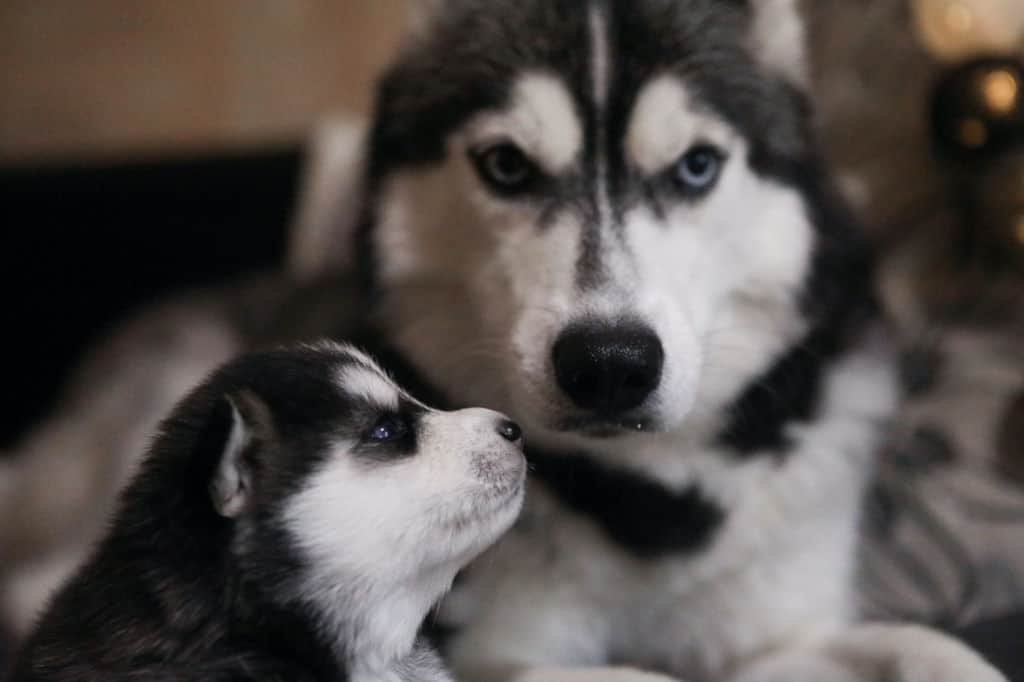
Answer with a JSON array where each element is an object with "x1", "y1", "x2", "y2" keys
[
  {"x1": 471, "y1": 143, "x2": 537, "y2": 194},
  {"x1": 674, "y1": 145, "x2": 724, "y2": 194},
  {"x1": 367, "y1": 415, "x2": 407, "y2": 442}
]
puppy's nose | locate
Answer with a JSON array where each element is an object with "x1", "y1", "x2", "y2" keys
[
  {"x1": 553, "y1": 321, "x2": 664, "y2": 414},
  {"x1": 497, "y1": 419, "x2": 524, "y2": 446}
]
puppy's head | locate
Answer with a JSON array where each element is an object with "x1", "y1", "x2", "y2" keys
[{"x1": 201, "y1": 343, "x2": 525, "y2": 599}]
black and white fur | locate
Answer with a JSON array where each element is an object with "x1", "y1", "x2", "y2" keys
[
  {"x1": 8, "y1": 342, "x2": 526, "y2": 682},
  {"x1": 346, "y1": 1, "x2": 1007, "y2": 681}
]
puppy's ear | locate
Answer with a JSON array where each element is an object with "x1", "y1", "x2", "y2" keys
[
  {"x1": 748, "y1": 0, "x2": 809, "y2": 88},
  {"x1": 210, "y1": 391, "x2": 274, "y2": 519}
]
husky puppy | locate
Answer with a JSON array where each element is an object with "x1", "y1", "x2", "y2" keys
[
  {"x1": 8, "y1": 342, "x2": 526, "y2": 682},
  {"x1": 347, "y1": 1, "x2": 1007, "y2": 681}
]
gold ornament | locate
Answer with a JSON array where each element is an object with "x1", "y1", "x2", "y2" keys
[{"x1": 980, "y1": 68, "x2": 1020, "y2": 115}]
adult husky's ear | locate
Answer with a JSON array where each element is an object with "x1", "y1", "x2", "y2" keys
[
  {"x1": 210, "y1": 391, "x2": 274, "y2": 519},
  {"x1": 747, "y1": 0, "x2": 809, "y2": 88},
  {"x1": 404, "y1": 0, "x2": 448, "y2": 37}
]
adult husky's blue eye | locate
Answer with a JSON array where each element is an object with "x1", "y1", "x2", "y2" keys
[
  {"x1": 675, "y1": 145, "x2": 723, "y2": 191},
  {"x1": 368, "y1": 415, "x2": 406, "y2": 442},
  {"x1": 473, "y1": 143, "x2": 536, "y2": 194}
]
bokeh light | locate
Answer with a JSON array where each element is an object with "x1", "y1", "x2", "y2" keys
[{"x1": 980, "y1": 68, "x2": 1020, "y2": 115}]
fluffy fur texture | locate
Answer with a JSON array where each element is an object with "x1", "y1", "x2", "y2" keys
[
  {"x1": 345, "y1": 1, "x2": 1007, "y2": 681},
  {"x1": 0, "y1": 1, "x2": 1014, "y2": 681},
  {"x1": 9, "y1": 343, "x2": 526, "y2": 682}
]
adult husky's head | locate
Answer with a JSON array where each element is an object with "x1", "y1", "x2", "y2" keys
[{"x1": 358, "y1": 0, "x2": 872, "y2": 453}]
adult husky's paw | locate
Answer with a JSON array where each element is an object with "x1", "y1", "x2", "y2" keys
[
  {"x1": 514, "y1": 666, "x2": 682, "y2": 682},
  {"x1": 731, "y1": 624, "x2": 1005, "y2": 682},
  {"x1": 828, "y1": 624, "x2": 1007, "y2": 682},
  {"x1": 728, "y1": 653, "x2": 862, "y2": 682}
]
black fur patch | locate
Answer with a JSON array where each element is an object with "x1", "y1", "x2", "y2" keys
[
  {"x1": 716, "y1": 152, "x2": 876, "y2": 457},
  {"x1": 715, "y1": 326, "x2": 846, "y2": 456},
  {"x1": 7, "y1": 345, "x2": 386, "y2": 681},
  {"x1": 346, "y1": 332, "x2": 726, "y2": 559},
  {"x1": 527, "y1": 449, "x2": 725, "y2": 558},
  {"x1": 351, "y1": 400, "x2": 425, "y2": 462}
]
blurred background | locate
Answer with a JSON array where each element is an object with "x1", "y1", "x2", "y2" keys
[
  {"x1": 1, "y1": 0, "x2": 1023, "y2": 677},
  {"x1": 0, "y1": 1, "x2": 406, "y2": 447},
  {"x1": 0, "y1": 1, "x2": 403, "y2": 161}
]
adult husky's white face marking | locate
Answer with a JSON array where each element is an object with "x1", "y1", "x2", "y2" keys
[
  {"x1": 467, "y1": 75, "x2": 583, "y2": 176},
  {"x1": 367, "y1": 0, "x2": 827, "y2": 450}
]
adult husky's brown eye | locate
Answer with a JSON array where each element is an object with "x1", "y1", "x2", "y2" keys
[{"x1": 472, "y1": 143, "x2": 537, "y2": 195}]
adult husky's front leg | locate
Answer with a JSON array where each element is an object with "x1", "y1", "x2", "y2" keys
[
  {"x1": 444, "y1": 590, "x2": 682, "y2": 682},
  {"x1": 448, "y1": 620, "x2": 683, "y2": 682},
  {"x1": 730, "y1": 624, "x2": 1006, "y2": 682},
  {"x1": 459, "y1": 664, "x2": 681, "y2": 682}
]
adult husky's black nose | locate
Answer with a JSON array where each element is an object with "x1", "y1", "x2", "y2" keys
[{"x1": 553, "y1": 322, "x2": 664, "y2": 413}]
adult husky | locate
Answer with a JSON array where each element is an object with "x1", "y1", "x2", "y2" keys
[
  {"x1": 350, "y1": 1, "x2": 1005, "y2": 681},
  {"x1": 0, "y1": 1, "x2": 1008, "y2": 681}
]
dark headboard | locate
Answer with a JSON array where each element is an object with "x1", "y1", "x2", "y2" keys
[{"x1": 0, "y1": 146, "x2": 304, "y2": 447}]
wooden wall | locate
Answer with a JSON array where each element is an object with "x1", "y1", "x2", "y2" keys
[{"x1": 0, "y1": 1, "x2": 406, "y2": 162}]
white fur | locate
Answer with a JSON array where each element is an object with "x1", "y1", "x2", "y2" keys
[
  {"x1": 443, "y1": 344, "x2": 897, "y2": 682},
  {"x1": 748, "y1": 0, "x2": 809, "y2": 86},
  {"x1": 404, "y1": 0, "x2": 447, "y2": 40},
  {"x1": 732, "y1": 623, "x2": 1006, "y2": 682},
  {"x1": 366, "y1": 49, "x2": 1006, "y2": 682},
  {"x1": 377, "y1": 72, "x2": 815, "y2": 450},
  {"x1": 587, "y1": 5, "x2": 615, "y2": 246},
  {"x1": 467, "y1": 74, "x2": 582, "y2": 175},
  {"x1": 282, "y1": 394, "x2": 526, "y2": 678},
  {"x1": 513, "y1": 669, "x2": 677, "y2": 682},
  {"x1": 625, "y1": 76, "x2": 735, "y2": 175},
  {"x1": 288, "y1": 117, "x2": 368, "y2": 278},
  {"x1": 210, "y1": 402, "x2": 252, "y2": 518},
  {"x1": 589, "y1": 6, "x2": 611, "y2": 111},
  {"x1": 336, "y1": 363, "x2": 402, "y2": 411}
]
